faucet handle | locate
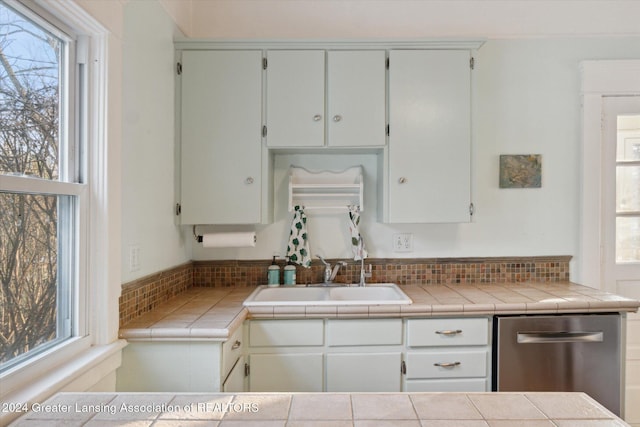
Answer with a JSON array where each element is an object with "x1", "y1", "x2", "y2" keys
[{"x1": 317, "y1": 255, "x2": 329, "y2": 266}]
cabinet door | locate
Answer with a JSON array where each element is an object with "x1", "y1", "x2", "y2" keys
[
  {"x1": 326, "y1": 352, "x2": 402, "y2": 392},
  {"x1": 180, "y1": 50, "x2": 263, "y2": 224},
  {"x1": 266, "y1": 50, "x2": 325, "y2": 147},
  {"x1": 327, "y1": 50, "x2": 386, "y2": 147},
  {"x1": 388, "y1": 50, "x2": 471, "y2": 223},
  {"x1": 222, "y1": 355, "x2": 246, "y2": 392},
  {"x1": 249, "y1": 353, "x2": 323, "y2": 392}
]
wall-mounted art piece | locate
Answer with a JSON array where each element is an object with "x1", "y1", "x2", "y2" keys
[{"x1": 499, "y1": 154, "x2": 542, "y2": 188}]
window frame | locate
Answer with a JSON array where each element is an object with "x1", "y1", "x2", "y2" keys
[{"x1": 0, "y1": 0, "x2": 105, "y2": 393}]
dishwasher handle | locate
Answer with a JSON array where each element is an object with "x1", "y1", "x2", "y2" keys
[{"x1": 517, "y1": 331, "x2": 604, "y2": 344}]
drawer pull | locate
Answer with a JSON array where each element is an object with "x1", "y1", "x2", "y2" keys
[
  {"x1": 231, "y1": 340, "x2": 241, "y2": 350},
  {"x1": 434, "y1": 361, "x2": 461, "y2": 368},
  {"x1": 435, "y1": 329, "x2": 463, "y2": 336}
]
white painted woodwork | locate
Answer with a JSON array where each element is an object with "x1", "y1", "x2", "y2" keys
[
  {"x1": 327, "y1": 50, "x2": 387, "y2": 147},
  {"x1": 627, "y1": 312, "x2": 640, "y2": 426},
  {"x1": 249, "y1": 319, "x2": 324, "y2": 347},
  {"x1": 327, "y1": 318, "x2": 402, "y2": 346},
  {"x1": 221, "y1": 324, "x2": 244, "y2": 379},
  {"x1": 387, "y1": 49, "x2": 471, "y2": 223},
  {"x1": 404, "y1": 378, "x2": 488, "y2": 392},
  {"x1": 326, "y1": 352, "x2": 402, "y2": 392},
  {"x1": 180, "y1": 50, "x2": 263, "y2": 224},
  {"x1": 404, "y1": 350, "x2": 488, "y2": 379},
  {"x1": 248, "y1": 353, "x2": 324, "y2": 392},
  {"x1": 406, "y1": 318, "x2": 489, "y2": 347},
  {"x1": 222, "y1": 355, "x2": 245, "y2": 392},
  {"x1": 116, "y1": 341, "x2": 222, "y2": 392},
  {"x1": 266, "y1": 50, "x2": 325, "y2": 147}
]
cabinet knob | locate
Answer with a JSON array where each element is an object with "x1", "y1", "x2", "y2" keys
[
  {"x1": 398, "y1": 177, "x2": 407, "y2": 184},
  {"x1": 333, "y1": 115, "x2": 342, "y2": 122},
  {"x1": 245, "y1": 177, "x2": 254, "y2": 185},
  {"x1": 313, "y1": 114, "x2": 322, "y2": 122}
]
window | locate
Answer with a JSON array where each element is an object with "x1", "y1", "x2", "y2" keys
[
  {"x1": 615, "y1": 114, "x2": 640, "y2": 263},
  {"x1": 0, "y1": 1, "x2": 85, "y2": 372}
]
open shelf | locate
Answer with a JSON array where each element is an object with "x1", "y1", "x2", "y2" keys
[{"x1": 288, "y1": 165, "x2": 363, "y2": 212}]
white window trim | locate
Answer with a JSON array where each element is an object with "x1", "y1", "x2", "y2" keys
[
  {"x1": 579, "y1": 60, "x2": 640, "y2": 291},
  {"x1": 0, "y1": 0, "x2": 124, "y2": 420}
]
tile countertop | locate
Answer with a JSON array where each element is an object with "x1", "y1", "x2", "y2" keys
[
  {"x1": 10, "y1": 391, "x2": 630, "y2": 426},
  {"x1": 118, "y1": 281, "x2": 640, "y2": 342}
]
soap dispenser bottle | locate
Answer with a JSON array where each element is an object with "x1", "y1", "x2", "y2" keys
[
  {"x1": 283, "y1": 258, "x2": 296, "y2": 286},
  {"x1": 267, "y1": 256, "x2": 280, "y2": 287}
]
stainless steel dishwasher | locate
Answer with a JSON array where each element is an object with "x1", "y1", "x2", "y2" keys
[{"x1": 492, "y1": 313, "x2": 622, "y2": 416}]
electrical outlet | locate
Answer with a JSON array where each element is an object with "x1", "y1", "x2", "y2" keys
[
  {"x1": 129, "y1": 245, "x2": 140, "y2": 272},
  {"x1": 393, "y1": 233, "x2": 413, "y2": 252}
]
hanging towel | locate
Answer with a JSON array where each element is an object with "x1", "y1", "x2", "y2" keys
[
  {"x1": 286, "y1": 205, "x2": 312, "y2": 268},
  {"x1": 348, "y1": 205, "x2": 368, "y2": 261}
]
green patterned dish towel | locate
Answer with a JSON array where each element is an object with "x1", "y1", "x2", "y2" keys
[
  {"x1": 348, "y1": 205, "x2": 367, "y2": 261},
  {"x1": 286, "y1": 205, "x2": 311, "y2": 268}
]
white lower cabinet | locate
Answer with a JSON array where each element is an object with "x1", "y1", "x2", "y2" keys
[
  {"x1": 222, "y1": 355, "x2": 245, "y2": 392},
  {"x1": 117, "y1": 341, "x2": 226, "y2": 392},
  {"x1": 403, "y1": 317, "x2": 491, "y2": 392},
  {"x1": 326, "y1": 352, "x2": 401, "y2": 392},
  {"x1": 248, "y1": 353, "x2": 324, "y2": 392},
  {"x1": 243, "y1": 316, "x2": 491, "y2": 393},
  {"x1": 247, "y1": 319, "x2": 325, "y2": 392}
]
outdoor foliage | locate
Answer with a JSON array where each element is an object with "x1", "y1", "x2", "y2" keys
[{"x1": 0, "y1": 3, "x2": 61, "y2": 366}]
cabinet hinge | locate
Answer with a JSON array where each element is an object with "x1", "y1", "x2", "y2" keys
[
  {"x1": 176, "y1": 62, "x2": 182, "y2": 75},
  {"x1": 175, "y1": 203, "x2": 182, "y2": 216},
  {"x1": 386, "y1": 57, "x2": 390, "y2": 70},
  {"x1": 469, "y1": 203, "x2": 475, "y2": 216},
  {"x1": 386, "y1": 124, "x2": 390, "y2": 136},
  {"x1": 244, "y1": 363, "x2": 250, "y2": 377},
  {"x1": 470, "y1": 57, "x2": 475, "y2": 70},
  {"x1": 263, "y1": 58, "x2": 268, "y2": 70},
  {"x1": 401, "y1": 360, "x2": 406, "y2": 375},
  {"x1": 262, "y1": 125, "x2": 267, "y2": 138}
]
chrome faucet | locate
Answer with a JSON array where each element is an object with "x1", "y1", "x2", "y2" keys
[{"x1": 317, "y1": 256, "x2": 347, "y2": 285}]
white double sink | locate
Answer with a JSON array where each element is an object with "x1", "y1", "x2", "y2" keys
[{"x1": 243, "y1": 283, "x2": 412, "y2": 306}]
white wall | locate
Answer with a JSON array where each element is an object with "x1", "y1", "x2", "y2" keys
[
  {"x1": 117, "y1": 0, "x2": 640, "y2": 285},
  {"x1": 191, "y1": 37, "x2": 640, "y2": 283},
  {"x1": 121, "y1": 0, "x2": 191, "y2": 283},
  {"x1": 188, "y1": 0, "x2": 640, "y2": 39}
]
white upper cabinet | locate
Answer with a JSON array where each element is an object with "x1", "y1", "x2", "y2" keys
[
  {"x1": 266, "y1": 50, "x2": 386, "y2": 148},
  {"x1": 327, "y1": 50, "x2": 387, "y2": 147},
  {"x1": 266, "y1": 50, "x2": 326, "y2": 148},
  {"x1": 180, "y1": 50, "x2": 263, "y2": 224},
  {"x1": 387, "y1": 50, "x2": 472, "y2": 223}
]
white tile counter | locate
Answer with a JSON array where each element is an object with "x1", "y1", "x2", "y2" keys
[
  {"x1": 119, "y1": 281, "x2": 640, "y2": 342},
  {"x1": 10, "y1": 391, "x2": 630, "y2": 426}
]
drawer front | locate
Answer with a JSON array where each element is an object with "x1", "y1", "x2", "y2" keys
[
  {"x1": 222, "y1": 325, "x2": 244, "y2": 379},
  {"x1": 405, "y1": 350, "x2": 487, "y2": 379},
  {"x1": 328, "y1": 319, "x2": 402, "y2": 346},
  {"x1": 404, "y1": 378, "x2": 488, "y2": 392},
  {"x1": 249, "y1": 319, "x2": 324, "y2": 347},
  {"x1": 406, "y1": 318, "x2": 489, "y2": 347}
]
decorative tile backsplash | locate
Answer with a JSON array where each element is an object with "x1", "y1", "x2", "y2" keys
[
  {"x1": 120, "y1": 256, "x2": 571, "y2": 326},
  {"x1": 119, "y1": 262, "x2": 192, "y2": 326}
]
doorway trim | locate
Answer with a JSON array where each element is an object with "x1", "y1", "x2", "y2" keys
[{"x1": 579, "y1": 60, "x2": 640, "y2": 291}]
